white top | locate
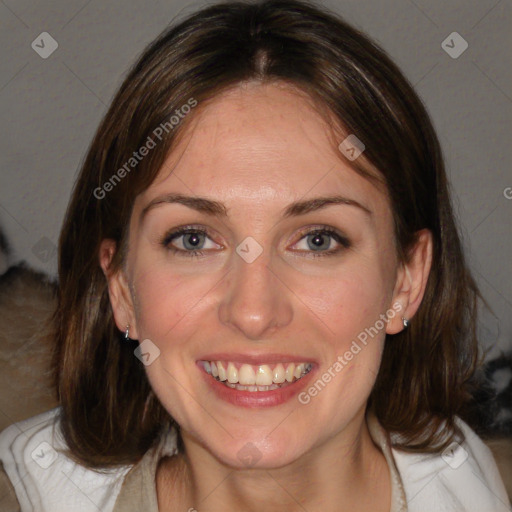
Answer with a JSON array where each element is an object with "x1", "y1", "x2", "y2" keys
[{"x1": 0, "y1": 407, "x2": 509, "y2": 512}]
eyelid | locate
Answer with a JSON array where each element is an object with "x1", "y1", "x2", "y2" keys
[
  {"x1": 288, "y1": 225, "x2": 351, "y2": 258},
  {"x1": 162, "y1": 225, "x2": 208, "y2": 245},
  {"x1": 162, "y1": 225, "x2": 223, "y2": 250},
  {"x1": 161, "y1": 223, "x2": 351, "y2": 258},
  {"x1": 292, "y1": 225, "x2": 350, "y2": 247}
]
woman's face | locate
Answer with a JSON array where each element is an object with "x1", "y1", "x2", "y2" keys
[{"x1": 110, "y1": 82, "x2": 412, "y2": 469}]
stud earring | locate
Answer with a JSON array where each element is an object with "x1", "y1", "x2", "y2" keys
[
  {"x1": 125, "y1": 325, "x2": 130, "y2": 341},
  {"x1": 402, "y1": 317, "x2": 409, "y2": 329}
]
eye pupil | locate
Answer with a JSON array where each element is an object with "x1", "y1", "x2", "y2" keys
[
  {"x1": 183, "y1": 233, "x2": 203, "y2": 250},
  {"x1": 308, "y1": 233, "x2": 329, "y2": 251}
]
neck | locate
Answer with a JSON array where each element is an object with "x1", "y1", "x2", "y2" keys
[{"x1": 157, "y1": 410, "x2": 391, "y2": 512}]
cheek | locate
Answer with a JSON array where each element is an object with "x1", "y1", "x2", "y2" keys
[
  {"x1": 129, "y1": 261, "x2": 213, "y2": 346},
  {"x1": 291, "y1": 257, "x2": 390, "y2": 411},
  {"x1": 293, "y1": 256, "x2": 392, "y2": 347}
]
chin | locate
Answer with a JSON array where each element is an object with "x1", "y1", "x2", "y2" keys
[{"x1": 202, "y1": 429, "x2": 309, "y2": 470}]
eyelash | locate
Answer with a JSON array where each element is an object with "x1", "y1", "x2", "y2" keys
[{"x1": 161, "y1": 224, "x2": 351, "y2": 259}]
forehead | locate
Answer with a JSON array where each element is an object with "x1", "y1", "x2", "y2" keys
[{"x1": 136, "y1": 82, "x2": 390, "y2": 220}]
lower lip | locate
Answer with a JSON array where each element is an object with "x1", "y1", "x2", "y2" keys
[{"x1": 197, "y1": 363, "x2": 316, "y2": 408}]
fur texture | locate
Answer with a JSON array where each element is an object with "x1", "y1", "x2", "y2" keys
[
  {"x1": 0, "y1": 264, "x2": 58, "y2": 431},
  {"x1": 467, "y1": 354, "x2": 512, "y2": 499}
]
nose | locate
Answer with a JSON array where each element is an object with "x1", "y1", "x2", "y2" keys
[{"x1": 218, "y1": 248, "x2": 293, "y2": 341}]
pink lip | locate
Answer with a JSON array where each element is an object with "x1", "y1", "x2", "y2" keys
[
  {"x1": 196, "y1": 359, "x2": 317, "y2": 408},
  {"x1": 198, "y1": 352, "x2": 317, "y2": 365}
]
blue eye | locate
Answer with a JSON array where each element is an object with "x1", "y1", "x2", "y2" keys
[
  {"x1": 292, "y1": 226, "x2": 351, "y2": 258},
  {"x1": 160, "y1": 225, "x2": 351, "y2": 259},
  {"x1": 162, "y1": 226, "x2": 217, "y2": 258}
]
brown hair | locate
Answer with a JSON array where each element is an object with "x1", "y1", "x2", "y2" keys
[{"x1": 52, "y1": 0, "x2": 480, "y2": 468}]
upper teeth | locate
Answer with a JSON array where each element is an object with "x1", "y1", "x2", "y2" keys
[{"x1": 202, "y1": 361, "x2": 312, "y2": 386}]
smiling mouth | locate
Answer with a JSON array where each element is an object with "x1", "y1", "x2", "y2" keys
[{"x1": 199, "y1": 360, "x2": 313, "y2": 392}]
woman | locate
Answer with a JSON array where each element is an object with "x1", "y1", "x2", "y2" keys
[{"x1": 0, "y1": 1, "x2": 508, "y2": 510}]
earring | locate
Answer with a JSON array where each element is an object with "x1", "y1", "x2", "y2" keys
[
  {"x1": 402, "y1": 317, "x2": 409, "y2": 329},
  {"x1": 125, "y1": 325, "x2": 130, "y2": 341}
]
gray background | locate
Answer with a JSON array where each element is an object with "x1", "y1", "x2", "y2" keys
[{"x1": 0, "y1": 0, "x2": 510, "y2": 356}]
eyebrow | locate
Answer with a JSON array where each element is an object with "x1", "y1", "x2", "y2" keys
[{"x1": 140, "y1": 193, "x2": 372, "y2": 221}]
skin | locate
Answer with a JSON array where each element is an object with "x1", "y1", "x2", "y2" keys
[{"x1": 100, "y1": 81, "x2": 432, "y2": 512}]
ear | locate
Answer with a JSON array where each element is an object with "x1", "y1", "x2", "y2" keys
[
  {"x1": 386, "y1": 229, "x2": 433, "y2": 335},
  {"x1": 99, "y1": 239, "x2": 139, "y2": 340}
]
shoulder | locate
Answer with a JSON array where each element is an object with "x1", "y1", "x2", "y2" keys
[
  {"x1": 390, "y1": 416, "x2": 511, "y2": 512},
  {"x1": 0, "y1": 407, "x2": 132, "y2": 512}
]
